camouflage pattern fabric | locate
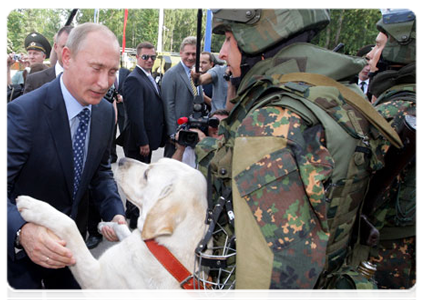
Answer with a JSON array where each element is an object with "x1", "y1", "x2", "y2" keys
[
  {"x1": 324, "y1": 265, "x2": 378, "y2": 289},
  {"x1": 234, "y1": 106, "x2": 331, "y2": 288},
  {"x1": 376, "y1": 11, "x2": 416, "y2": 65},
  {"x1": 212, "y1": 10, "x2": 330, "y2": 56},
  {"x1": 370, "y1": 237, "x2": 416, "y2": 289},
  {"x1": 369, "y1": 84, "x2": 416, "y2": 289},
  {"x1": 196, "y1": 43, "x2": 388, "y2": 289}
]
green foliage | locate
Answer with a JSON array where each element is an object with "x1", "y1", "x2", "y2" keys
[
  {"x1": 162, "y1": 9, "x2": 210, "y2": 53},
  {"x1": 312, "y1": 9, "x2": 381, "y2": 55},
  {"x1": 75, "y1": 9, "x2": 160, "y2": 49},
  {"x1": 7, "y1": 9, "x2": 71, "y2": 53},
  {"x1": 7, "y1": 9, "x2": 383, "y2": 57}
]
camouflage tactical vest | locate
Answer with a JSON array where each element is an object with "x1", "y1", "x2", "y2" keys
[
  {"x1": 372, "y1": 83, "x2": 416, "y2": 235},
  {"x1": 197, "y1": 72, "x2": 396, "y2": 289}
]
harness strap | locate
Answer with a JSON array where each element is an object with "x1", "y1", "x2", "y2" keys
[
  {"x1": 145, "y1": 239, "x2": 200, "y2": 289},
  {"x1": 273, "y1": 72, "x2": 403, "y2": 149}
]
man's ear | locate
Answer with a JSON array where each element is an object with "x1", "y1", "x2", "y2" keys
[
  {"x1": 141, "y1": 184, "x2": 178, "y2": 240},
  {"x1": 61, "y1": 47, "x2": 71, "y2": 70}
]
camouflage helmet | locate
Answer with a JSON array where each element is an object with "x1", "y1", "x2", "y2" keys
[
  {"x1": 376, "y1": 9, "x2": 416, "y2": 64},
  {"x1": 212, "y1": 9, "x2": 330, "y2": 56}
]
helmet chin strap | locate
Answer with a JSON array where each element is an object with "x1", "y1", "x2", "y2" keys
[
  {"x1": 232, "y1": 30, "x2": 318, "y2": 93},
  {"x1": 368, "y1": 55, "x2": 404, "y2": 90},
  {"x1": 229, "y1": 46, "x2": 261, "y2": 92}
]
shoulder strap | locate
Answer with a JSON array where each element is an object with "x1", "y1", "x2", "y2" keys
[
  {"x1": 374, "y1": 84, "x2": 416, "y2": 106},
  {"x1": 272, "y1": 72, "x2": 403, "y2": 149}
]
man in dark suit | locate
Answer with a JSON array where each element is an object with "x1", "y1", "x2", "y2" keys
[
  {"x1": 121, "y1": 42, "x2": 165, "y2": 163},
  {"x1": 110, "y1": 67, "x2": 130, "y2": 163},
  {"x1": 161, "y1": 36, "x2": 204, "y2": 157},
  {"x1": 7, "y1": 23, "x2": 126, "y2": 289},
  {"x1": 24, "y1": 26, "x2": 73, "y2": 94},
  {"x1": 121, "y1": 42, "x2": 166, "y2": 229},
  {"x1": 349, "y1": 44, "x2": 374, "y2": 101}
]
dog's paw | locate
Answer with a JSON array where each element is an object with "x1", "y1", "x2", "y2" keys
[
  {"x1": 16, "y1": 195, "x2": 75, "y2": 235},
  {"x1": 16, "y1": 195, "x2": 50, "y2": 225},
  {"x1": 98, "y1": 222, "x2": 132, "y2": 241}
]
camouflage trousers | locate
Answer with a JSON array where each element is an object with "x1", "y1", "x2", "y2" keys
[{"x1": 370, "y1": 236, "x2": 416, "y2": 289}]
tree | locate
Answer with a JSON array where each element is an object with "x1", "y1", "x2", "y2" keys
[
  {"x1": 312, "y1": 9, "x2": 381, "y2": 55},
  {"x1": 75, "y1": 9, "x2": 159, "y2": 49},
  {"x1": 7, "y1": 9, "x2": 383, "y2": 58},
  {"x1": 162, "y1": 9, "x2": 204, "y2": 53},
  {"x1": 7, "y1": 9, "x2": 71, "y2": 54}
]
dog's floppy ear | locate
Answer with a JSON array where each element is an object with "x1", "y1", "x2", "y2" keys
[{"x1": 141, "y1": 184, "x2": 180, "y2": 240}]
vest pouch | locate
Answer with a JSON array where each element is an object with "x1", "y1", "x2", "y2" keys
[
  {"x1": 324, "y1": 265, "x2": 378, "y2": 289},
  {"x1": 394, "y1": 164, "x2": 416, "y2": 227}
]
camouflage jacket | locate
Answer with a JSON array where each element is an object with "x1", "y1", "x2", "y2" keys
[
  {"x1": 368, "y1": 80, "x2": 416, "y2": 289},
  {"x1": 372, "y1": 83, "x2": 416, "y2": 237},
  {"x1": 196, "y1": 43, "x2": 384, "y2": 289}
]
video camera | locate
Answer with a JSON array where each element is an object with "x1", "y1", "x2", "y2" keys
[
  {"x1": 104, "y1": 86, "x2": 118, "y2": 103},
  {"x1": 176, "y1": 95, "x2": 219, "y2": 148}
]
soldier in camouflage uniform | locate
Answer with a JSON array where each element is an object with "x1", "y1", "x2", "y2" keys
[
  {"x1": 195, "y1": 9, "x2": 402, "y2": 289},
  {"x1": 364, "y1": 9, "x2": 416, "y2": 289}
]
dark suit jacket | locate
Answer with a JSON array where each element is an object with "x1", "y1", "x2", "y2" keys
[
  {"x1": 115, "y1": 68, "x2": 130, "y2": 132},
  {"x1": 121, "y1": 66, "x2": 165, "y2": 154},
  {"x1": 23, "y1": 66, "x2": 56, "y2": 94},
  {"x1": 161, "y1": 62, "x2": 204, "y2": 135},
  {"x1": 7, "y1": 76, "x2": 125, "y2": 287},
  {"x1": 349, "y1": 75, "x2": 372, "y2": 101}
]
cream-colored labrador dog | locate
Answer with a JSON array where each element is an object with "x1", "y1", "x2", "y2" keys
[{"x1": 16, "y1": 157, "x2": 208, "y2": 289}]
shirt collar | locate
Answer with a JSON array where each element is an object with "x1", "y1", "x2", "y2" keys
[
  {"x1": 136, "y1": 65, "x2": 151, "y2": 77},
  {"x1": 358, "y1": 78, "x2": 369, "y2": 85},
  {"x1": 181, "y1": 62, "x2": 192, "y2": 78},
  {"x1": 55, "y1": 62, "x2": 64, "y2": 77},
  {"x1": 60, "y1": 75, "x2": 92, "y2": 122}
]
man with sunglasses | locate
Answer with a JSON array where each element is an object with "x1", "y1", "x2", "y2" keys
[{"x1": 121, "y1": 41, "x2": 166, "y2": 227}]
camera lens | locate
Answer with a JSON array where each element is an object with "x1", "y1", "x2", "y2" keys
[{"x1": 193, "y1": 103, "x2": 203, "y2": 112}]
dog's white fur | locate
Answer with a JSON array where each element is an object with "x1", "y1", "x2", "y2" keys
[{"x1": 16, "y1": 157, "x2": 209, "y2": 289}]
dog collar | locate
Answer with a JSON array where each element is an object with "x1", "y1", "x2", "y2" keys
[{"x1": 145, "y1": 239, "x2": 205, "y2": 289}]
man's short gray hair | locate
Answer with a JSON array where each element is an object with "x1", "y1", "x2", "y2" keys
[
  {"x1": 180, "y1": 36, "x2": 196, "y2": 52},
  {"x1": 66, "y1": 23, "x2": 119, "y2": 56}
]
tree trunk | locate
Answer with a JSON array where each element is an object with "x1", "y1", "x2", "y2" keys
[
  {"x1": 334, "y1": 10, "x2": 345, "y2": 47},
  {"x1": 325, "y1": 26, "x2": 331, "y2": 49}
]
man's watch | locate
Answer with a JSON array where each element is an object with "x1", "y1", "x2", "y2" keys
[{"x1": 14, "y1": 228, "x2": 23, "y2": 249}]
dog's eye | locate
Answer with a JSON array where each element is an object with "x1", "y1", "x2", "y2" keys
[{"x1": 143, "y1": 169, "x2": 149, "y2": 181}]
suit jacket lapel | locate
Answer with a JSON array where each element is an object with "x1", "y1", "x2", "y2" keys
[
  {"x1": 137, "y1": 67, "x2": 160, "y2": 96},
  {"x1": 177, "y1": 63, "x2": 195, "y2": 97},
  {"x1": 44, "y1": 78, "x2": 74, "y2": 198}
]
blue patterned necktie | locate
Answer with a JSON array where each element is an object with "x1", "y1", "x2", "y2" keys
[{"x1": 72, "y1": 108, "x2": 90, "y2": 199}]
